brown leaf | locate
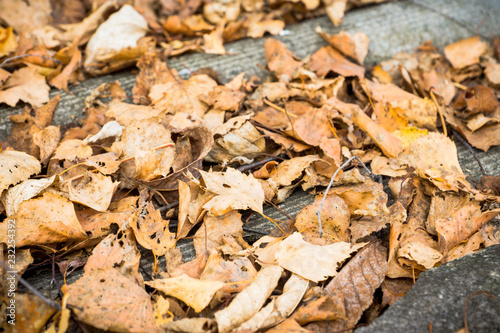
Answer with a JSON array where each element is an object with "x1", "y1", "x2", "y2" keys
[
  {"x1": 2, "y1": 175, "x2": 56, "y2": 216},
  {"x1": 381, "y1": 278, "x2": 413, "y2": 307},
  {"x1": 50, "y1": 46, "x2": 82, "y2": 92},
  {"x1": 67, "y1": 268, "x2": 157, "y2": 332},
  {"x1": 436, "y1": 205, "x2": 499, "y2": 253},
  {"x1": 0, "y1": 150, "x2": 41, "y2": 193},
  {"x1": 236, "y1": 274, "x2": 310, "y2": 332},
  {"x1": 444, "y1": 36, "x2": 487, "y2": 69},
  {"x1": 350, "y1": 201, "x2": 406, "y2": 243},
  {"x1": 316, "y1": 27, "x2": 369, "y2": 64},
  {"x1": 147, "y1": 273, "x2": 224, "y2": 313},
  {"x1": 295, "y1": 194, "x2": 350, "y2": 245},
  {"x1": 265, "y1": 38, "x2": 302, "y2": 83},
  {"x1": 309, "y1": 46, "x2": 365, "y2": 79},
  {"x1": 149, "y1": 74, "x2": 217, "y2": 118},
  {"x1": 0, "y1": 0, "x2": 51, "y2": 33},
  {"x1": 0, "y1": 67, "x2": 50, "y2": 107},
  {"x1": 275, "y1": 232, "x2": 366, "y2": 282},
  {"x1": 85, "y1": 228, "x2": 142, "y2": 283},
  {"x1": 214, "y1": 265, "x2": 284, "y2": 333},
  {"x1": 0, "y1": 192, "x2": 87, "y2": 246},
  {"x1": 111, "y1": 120, "x2": 175, "y2": 181},
  {"x1": 199, "y1": 167, "x2": 265, "y2": 216},
  {"x1": 327, "y1": 178, "x2": 389, "y2": 217},
  {"x1": 306, "y1": 242, "x2": 387, "y2": 332},
  {"x1": 193, "y1": 211, "x2": 245, "y2": 256},
  {"x1": 33, "y1": 125, "x2": 61, "y2": 164},
  {"x1": 66, "y1": 171, "x2": 119, "y2": 211},
  {"x1": 203, "y1": 24, "x2": 226, "y2": 54},
  {"x1": 131, "y1": 198, "x2": 175, "y2": 256},
  {"x1": 200, "y1": 252, "x2": 258, "y2": 296},
  {"x1": 8, "y1": 293, "x2": 57, "y2": 332},
  {"x1": 327, "y1": 98, "x2": 403, "y2": 158},
  {"x1": 199, "y1": 85, "x2": 246, "y2": 111}
]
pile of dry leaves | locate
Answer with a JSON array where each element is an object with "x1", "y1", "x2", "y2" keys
[{"x1": 1, "y1": 2, "x2": 500, "y2": 333}]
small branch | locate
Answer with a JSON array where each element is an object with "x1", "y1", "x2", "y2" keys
[
  {"x1": 317, "y1": 156, "x2": 375, "y2": 237},
  {"x1": 237, "y1": 156, "x2": 283, "y2": 173},
  {"x1": 452, "y1": 129, "x2": 486, "y2": 177},
  {"x1": 0, "y1": 259, "x2": 61, "y2": 311},
  {"x1": 0, "y1": 54, "x2": 63, "y2": 69}
]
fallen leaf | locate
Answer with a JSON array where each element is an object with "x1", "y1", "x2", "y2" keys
[
  {"x1": 199, "y1": 85, "x2": 246, "y2": 112},
  {"x1": 33, "y1": 125, "x2": 61, "y2": 164},
  {"x1": 67, "y1": 268, "x2": 157, "y2": 332},
  {"x1": 0, "y1": 150, "x2": 41, "y2": 193},
  {"x1": 316, "y1": 27, "x2": 369, "y2": 64},
  {"x1": 214, "y1": 265, "x2": 284, "y2": 333},
  {"x1": 84, "y1": 5, "x2": 149, "y2": 74},
  {"x1": 193, "y1": 211, "x2": 245, "y2": 256},
  {"x1": 199, "y1": 168, "x2": 265, "y2": 216},
  {"x1": 203, "y1": 25, "x2": 226, "y2": 54},
  {"x1": 0, "y1": 67, "x2": 50, "y2": 107},
  {"x1": 0, "y1": 192, "x2": 87, "y2": 246},
  {"x1": 85, "y1": 228, "x2": 142, "y2": 283},
  {"x1": 131, "y1": 197, "x2": 175, "y2": 256},
  {"x1": 200, "y1": 252, "x2": 258, "y2": 296},
  {"x1": 7, "y1": 293, "x2": 57, "y2": 333},
  {"x1": 1, "y1": 175, "x2": 56, "y2": 216},
  {"x1": 0, "y1": 26, "x2": 17, "y2": 57},
  {"x1": 66, "y1": 171, "x2": 119, "y2": 211},
  {"x1": 147, "y1": 273, "x2": 224, "y2": 313},
  {"x1": 236, "y1": 274, "x2": 310, "y2": 332},
  {"x1": 265, "y1": 38, "x2": 301, "y2": 83},
  {"x1": 306, "y1": 242, "x2": 387, "y2": 332},
  {"x1": 275, "y1": 232, "x2": 366, "y2": 282},
  {"x1": 294, "y1": 194, "x2": 350, "y2": 245},
  {"x1": 309, "y1": 46, "x2": 365, "y2": 79},
  {"x1": 381, "y1": 278, "x2": 413, "y2": 307},
  {"x1": 149, "y1": 74, "x2": 218, "y2": 118},
  {"x1": 0, "y1": 0, "x2": 51, "y2": 33},
  {"x1": 444, "y1": 36, "x2": 487, "y2": 69}
]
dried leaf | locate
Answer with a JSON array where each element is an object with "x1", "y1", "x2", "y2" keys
[
  {"x1": 306, "y1": 242, "x2": 387, "y2": 332},
  {"x1": 149, "y1": 74, "x2": 217, "y2": 118},
  {"x1": 67, "y1": 268, "x2": 156, "y2": 332},
  {"x1": 0, "y1": 192, "x2": 86, "y2": 247},
  {"x1": 131, "y1": 199, "x2": 175, "y2": 256},
  {"x1": 316, "y1": 27, "x2": 369, "y2": 64},
  {"x1": 214, "y1": 265, "x2": 284, "y2": 333},
  {"x1": 295, "y1": 194, "x2": 350, "y2": 245},
  {"x1": 1, "y1": 175, "x2": 56, "y2": 216},
  {"x1": 265, "y1": 38, "x2": 301, "y2": 83},
  {"x1": 200, "y1": 168, "x2": 264, "y2": 216},
  {"x1": 275, "y1": 232, "x2": 366, "y2": 282},
  {"x1": 84, "y1": 5, "x2": 149, "y2": 73},
  {"x1": 444, "y1": 36, "x2": 487, "y2": 69},
  {"x1": 236, "y1": 274, "x2": 310, "y2": 332},
  {"x1": 309, "y1": 46, "x2": 365, "y2": 79},
  {"x1": 0, "y1": 67, "x2": 50, "y2": 107},
  {"x1": 147, "y1": 273, "x2": 224, "y2": 313},
  {"x1": 66, "y1": 171, "x2": 119, "y2": 211}
]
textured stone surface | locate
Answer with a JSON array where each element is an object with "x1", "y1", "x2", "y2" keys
[
  {"x1": 357, "y1": 245, "x2": 500, "y2": 333},
  {"x1": 5, "y1": 0, "x2": 500, "y2": 302}
]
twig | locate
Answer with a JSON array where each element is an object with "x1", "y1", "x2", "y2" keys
[
  {"x1": 0, "y1": 259, "x2": 61, "y2": 311},
  {"x1": 452, "y1": 129, "x2": 486, "y2": 177},
  {"x1": 237, "y1": 156, "x2": 283, "y2": 173},
  {"x1": 242, "y1": 226, "x2": 269, "y2": 235},
  {"x1": 158, "y1": 201, "x2": 179, "y2": 213},
  {"x1": 0, "y1": 53, "x2": 63, "y2": 68},
  {"x1": 463, "y1": 291, "x2": 494, "y2": 333},
  {"x1": 317, "y1": 156, "x2": 374, "y2": 237},
  {"x1": 267, "y1": 200, "x2": 293, "y2": 220}
]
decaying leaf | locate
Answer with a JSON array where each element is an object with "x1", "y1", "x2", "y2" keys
[
  {"x1": 66, "y1": 171, "x2": 119, "y2": 211},
  {"x1": 444, "y1": 36, "x2": 487, "y2": 69},
  {"x1": 214, "y1": 265, "x2": 284, "y2": 333},
  {"x1": 0, "y1": 67, "x2": 50, "y2": 107},
  {"x1": 67, "y1": 268, "x2": 157, "y2": 332},
  {"x1": 147, "y1": 273, "x2": 224, "y2": 313},
  {"x1": 199, "y1": 168, "x2": 265, "y2": 216},
  {"x1": 236, "y1": 274, "x2": 310, "y2": 332},
  {"x1": 1, "y1": 175, "x2": 56, "y2": 216},
  {"x1": 294, "y1": 194, "x2": 350, "y2": 245},
  {"x1": 275, "y1": 232, "x2": 366, "y2": 282},
  {"x1": 306, "y1": 242, "x2": 387, "y2": 332},
  {"x1": 0, "y1": 192, "x2": 87, "y2": 247}
]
